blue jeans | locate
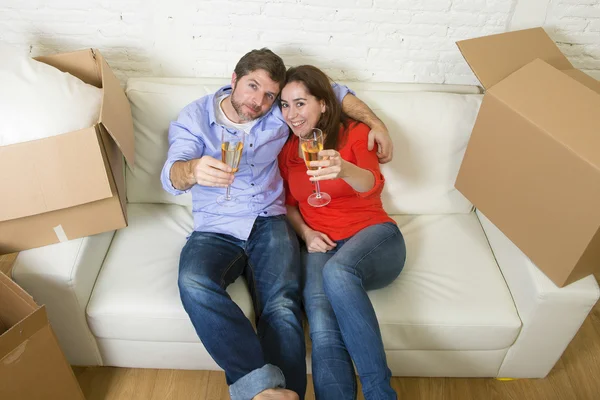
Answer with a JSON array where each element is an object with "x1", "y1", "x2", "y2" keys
[
  {"x1": 178, "y1": 215, "x2": 306, "y2": 400},
  {"x1": 303, "y1": 222, "x2": 406, "y2": 400}
]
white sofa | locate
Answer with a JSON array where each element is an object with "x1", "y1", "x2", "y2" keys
[{"x1": 12, "y1": 78, "x2": 600, "y2": 379}]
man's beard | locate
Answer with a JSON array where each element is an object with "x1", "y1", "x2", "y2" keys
[{"x1": 230, "y1": 87, "x2": 262, "y2": 122}]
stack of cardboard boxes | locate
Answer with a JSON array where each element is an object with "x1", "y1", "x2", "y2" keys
[{"x1": 0, "y1": 49, "x2": 133, "y2": 399}]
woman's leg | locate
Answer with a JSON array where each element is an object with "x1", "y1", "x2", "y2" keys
[
  {"x1": 303, "y1": 248, "x2": 357, "y2": 400},
  {"x1": 322, "y1": 223, "x2": 406, "y2": 400}
]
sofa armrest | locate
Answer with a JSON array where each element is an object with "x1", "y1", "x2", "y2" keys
[
  {"x1": 11, "y1": 231, "x2": 115, "y2": 366},
  {"x1": 476, "y1": 210, "x2": 599, "y2": 378}
]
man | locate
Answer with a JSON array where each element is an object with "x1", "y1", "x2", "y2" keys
[{"x1": 161, "y1": 48, "x2": 392, "y2": 400}]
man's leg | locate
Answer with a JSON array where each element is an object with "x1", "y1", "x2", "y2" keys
[
  {"x1": 178, "y1": 231, "x2": 286, "y2": 399},
  {"x1": 245, "y1": 216, "x2": 307, "y2": 399}
]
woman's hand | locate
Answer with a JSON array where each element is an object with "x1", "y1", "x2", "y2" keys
[
  {"x1": 304, "y1": 229, "x2": 337, "y2": 253},
  {"x1": 307, "y1": 149, "x2": 347, "y2": 181}
]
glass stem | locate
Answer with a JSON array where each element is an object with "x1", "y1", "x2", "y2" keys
[
  {"x1": 225, "y1": 184, "x2": 232, "y2": 201},
  {"x1": 314, "y1": 180, "x2": 322, "y2": 199}
]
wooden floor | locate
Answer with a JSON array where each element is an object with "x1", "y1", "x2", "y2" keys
[{"x1": 3, "y1": 255, "x2": 600, "y2": 399}]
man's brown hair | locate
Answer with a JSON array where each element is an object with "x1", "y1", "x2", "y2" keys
[{"x1": 234, "y1": 48, "x2": 286, "y2": 91}]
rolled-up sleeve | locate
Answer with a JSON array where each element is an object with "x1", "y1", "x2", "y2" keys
[
  {"x1": 351, "y1": 124, "x2": 385, "y2": 199},
  {"x1": 160, "y1": 108, "x2": 205, "y2": 196},
  {"x1": 331, "y1": 82, "x2": 356, "y2": 103}
]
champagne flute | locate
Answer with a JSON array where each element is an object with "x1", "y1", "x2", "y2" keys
[
  {"x1": 300, "y1": 128, "x2": 331, "y2": 207},
  {"x1": 217, "y1": 129, "x2": 244, "y2": 206}
]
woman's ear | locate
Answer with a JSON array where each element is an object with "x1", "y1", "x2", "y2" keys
[{"x1": 320, "y1": 99, "x2": 326, "y2": 114}]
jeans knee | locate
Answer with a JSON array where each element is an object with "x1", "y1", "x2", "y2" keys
[
  {"x1": 264, "y1": 295, "x2": 301, "y2": 318},
  {"x1": 178, "y1": 269, "x2": 217, "y2": 300},
  {"x1": 310, "y1": 329, "x2": 345, "y2": 350},
  {"x1": 322, "y1": 262, "x2": 353, "y2": 290}
]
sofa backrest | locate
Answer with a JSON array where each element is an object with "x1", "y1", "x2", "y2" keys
[{"x1": 125, "y1": 78, "x2": 482, "y2": 215}]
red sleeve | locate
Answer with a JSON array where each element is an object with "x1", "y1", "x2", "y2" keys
[
  {"x1": 348, "y1": 122, "x2": 385, "y2": 199},
  {"x1": 277, "y1": 140, "x2": 299, "y2": 207}
]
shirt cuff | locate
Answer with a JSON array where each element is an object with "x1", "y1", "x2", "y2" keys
[
  {"x1": 355, "y1": 168, "x2": 384, "y2": 198},
  {"x1": 161, "y1": 158, "x2": 192, "y2": 196}
]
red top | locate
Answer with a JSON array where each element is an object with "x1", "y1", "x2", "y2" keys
[{"x1": 278, "y1": 120, "x2": 395, "y2": 241}]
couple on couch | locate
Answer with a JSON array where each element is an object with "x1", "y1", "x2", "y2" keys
[{"x1": 161, "y1": 48, "x2": 406, "y2": 400}]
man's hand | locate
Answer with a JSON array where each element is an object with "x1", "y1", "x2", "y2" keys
[
  {"x1": 189, "y1": 156, "x2": 234, "y2": 187},
  {"x1": 304, "y1": 229, "x2": 337, "y2": 253},
  {"x1": 367, "y1": 127, "x2": 393, "y2": 164}
]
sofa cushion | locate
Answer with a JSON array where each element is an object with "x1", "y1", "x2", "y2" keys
[
  {"x1": 86, "y1": 203, "x2": 254, "y2": 342},
  {"x1": 125, "y1": 78, "x2": 481, "y2": 215},
  {"x1": 367, "y1": 91, "x2": 482, "y2": 214},
  {"x1": 87, "y1": 204, "x2": 520, "y2": 351}
]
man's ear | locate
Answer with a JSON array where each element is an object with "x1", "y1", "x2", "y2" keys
[{"x1": 231, "y1": 72, "x2": 237, "y2": 88}]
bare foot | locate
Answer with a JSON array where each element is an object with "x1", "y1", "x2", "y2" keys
[{"x1": 252, "y1": 388, "x2": 299, "y2": 400}]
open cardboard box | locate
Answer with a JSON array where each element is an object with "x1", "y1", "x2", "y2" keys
[
  {"x1": 455, "y1": 27, "x2": 600, "y2": 287},
  {"x1": 0, "y1": 272, "x2": 85, "y2": 399},
  {"x1": 0, "y1": 49, "x2": 134, "y2": 254}
]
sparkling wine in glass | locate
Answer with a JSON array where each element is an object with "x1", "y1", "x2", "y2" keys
[
  {"x1": 217, "y1": 129, "x2": 244, "y2": 206},
  {"x1": 300, "y1": 128, "x2": 331, "y2": 207}
]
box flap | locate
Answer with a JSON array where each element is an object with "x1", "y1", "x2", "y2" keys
[
  {"x1": 0, "y1": 128, "x2": 113, "y2": 222},
  {"x1": 563, "y1": 69, "x2": 600, "y2": 95},
  {"x1": 488, "y1": 59, "x2": 600, "y2": 172},
  {"x1": 0, "y1": 274, "x2": 43, "y2": 360},
  {"x1": 0, "y1": 308, "x2": 48, "y2": 361},
  {"x1": 97, "y1": 51, "x2": 135, "y2": 166},
  {"x1": 457, "y1": 27, "x2": 572, "y2": 89},
  {"x1": 0, "y1": 273, "x2": 38, "y2": 322},
  {"x1": 34, "y1": 49, "x2": 102, "y2": 88}
]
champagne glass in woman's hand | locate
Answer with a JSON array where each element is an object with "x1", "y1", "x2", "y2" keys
[
  {"x1": 217, "y1": 129, "x2": 244, "y2": 206},
  {"x1": 300, "y1": 128, "x2": 331, "y2": 207}
]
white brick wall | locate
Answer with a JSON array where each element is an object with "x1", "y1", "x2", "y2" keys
[
  {"x1": 546, "y1": 0, "x2": 600, "y2": 79},
  {"x1": 1, "y1": 0, "x2": 599, "y2": 84}
]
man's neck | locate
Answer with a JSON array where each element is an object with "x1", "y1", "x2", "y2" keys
[{"x1": 220, "y1": 95, "x2": 244, "y2": 124}]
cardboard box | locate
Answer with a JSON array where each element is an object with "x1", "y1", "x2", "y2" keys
[
  {"x1": 0, "y1": 273, "x2": 85, "y2": 399},
  {"x1": 455, "y1": 27, "x2": 600, "y2": 287},
  {"x1": 0, "y1": 49, "x2": 134, "y2": 254}
]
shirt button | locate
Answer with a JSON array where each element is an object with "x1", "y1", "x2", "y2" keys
[
  {"x1": 251, "y1": 164, "x2": 255, "y2": 167},
  {"x1": 263, "y1": 212, "x2": 267, "y2": 215},
  {"x1": 251, "y1": 183, "x2": 255, "y2": 186},
  {"x1": 249, "y1": 144, "x2": 253, "y2": 147}
]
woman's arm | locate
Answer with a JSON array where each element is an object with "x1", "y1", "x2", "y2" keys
[
  {"x1": 308, "y1": 152, "x2": 375, "y2": 193},
  {"x1": 286, "y1": 205, "x2": 336, "y2": 253},
  {"x1": 308, "y1": 122, "x2": 384, "y2": 195},
  {"x1": 286, "y1": 205, "x2": 312, "y2": 241}
]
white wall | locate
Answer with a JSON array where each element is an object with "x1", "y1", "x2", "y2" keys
[{"x1": 1, "y1": 0, "x2": 599, "y2": 84}]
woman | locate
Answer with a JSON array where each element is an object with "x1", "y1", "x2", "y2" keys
[{"x1": 278, "y1": 65, "x2": 406, "y2": 400}]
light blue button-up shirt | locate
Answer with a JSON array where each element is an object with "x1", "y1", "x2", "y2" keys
[{"x1": 161, "y1": 84, "x2": 351, "y2": 240}]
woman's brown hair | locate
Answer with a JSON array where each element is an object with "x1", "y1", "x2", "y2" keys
[{"x1": 284, "y1": 65, "x2": 348, "y2": 150}]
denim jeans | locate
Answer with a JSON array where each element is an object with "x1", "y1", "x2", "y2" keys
[
  {"x1": 178, "y1": 215, "x2": 306, "y2": 400},
  {"x1": 303, "y1": 222, "x2": 406, "y2": 400}
]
